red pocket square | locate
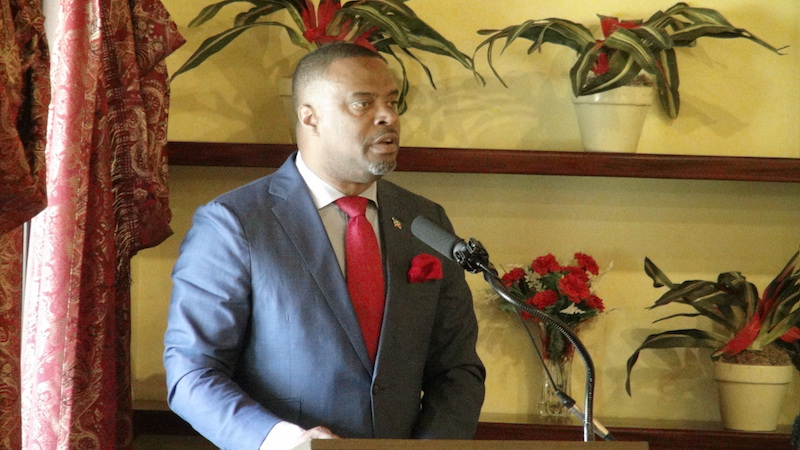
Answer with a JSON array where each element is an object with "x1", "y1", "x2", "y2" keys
[{"x1": 408, "y1": 254, "x2": 444, "y2": 283}]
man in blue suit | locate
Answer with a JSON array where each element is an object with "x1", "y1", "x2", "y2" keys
[{"x1": 164, "y1": 42, "x2": 486, "y2": 450}]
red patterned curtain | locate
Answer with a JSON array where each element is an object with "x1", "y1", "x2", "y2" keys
[
  {"x1": 20, "y1": 0, "x2": 183, "y2": 448},
  {"x1": 0, "y1": 0, "x2": 50, "y2": 447}
]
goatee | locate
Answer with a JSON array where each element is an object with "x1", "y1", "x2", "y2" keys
[{"x1": 368, "y1": 160, "x2": 397, "y2": 177}]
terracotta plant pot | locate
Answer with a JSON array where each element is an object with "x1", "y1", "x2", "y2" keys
[{"x1": 713, "y1": 360, "x2": 794, "y2": 431}]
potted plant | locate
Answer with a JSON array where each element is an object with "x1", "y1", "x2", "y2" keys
[
  {"x1": 626, "y1": 250, "x2": 800, "y2": 431},
  {"x1": 475, "y1": 2, "x2": 785, "y2": 118},
  {"x1": 173, "y1": 0, "x2": 481, "y2": 114},
  {"x1": 474, "y1": 3, "x2": 786, "y2": 152}
]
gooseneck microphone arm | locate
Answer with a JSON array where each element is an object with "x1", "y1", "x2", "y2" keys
[{"x1": 410, "y1": 216, "x2": 596, "y2": 442}]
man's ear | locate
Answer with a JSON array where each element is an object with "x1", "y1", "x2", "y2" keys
[{"x1": 298, "y1": 105, "x2": 318, "y2": 134}]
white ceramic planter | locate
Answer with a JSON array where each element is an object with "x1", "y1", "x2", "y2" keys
[
  {"x1": 712, "y1": 361, "x2": 794, "y2": 431},
  {"x1": 571, "y1": 86, "x2": 653, "y2": 153},
  {"x1": 279, "y1": 77, "x2": 296, "y2": 143}
]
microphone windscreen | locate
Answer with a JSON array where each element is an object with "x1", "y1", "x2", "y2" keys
[{"x1": 410, "y1": 216, "x2": 461, "y2": 261}]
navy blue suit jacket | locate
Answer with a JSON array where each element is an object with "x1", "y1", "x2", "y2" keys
[{"x1": 164, "y1": 154, "x2": 485, "y2": 449}]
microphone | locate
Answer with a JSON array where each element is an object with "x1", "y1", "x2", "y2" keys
[
  {"x1": 410, "y1": 216, "x2": 490, "y2": 273},
  {"x1": 410, "y1": 215, "x2": 601, "y2": 442}
]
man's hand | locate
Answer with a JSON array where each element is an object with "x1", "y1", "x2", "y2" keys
[{"x1": 292, "y1": 426, "x2": 340, "y2": 447}]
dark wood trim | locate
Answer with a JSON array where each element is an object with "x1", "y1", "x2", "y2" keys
[
  {"x1": 133, "y1": 408, "x2": 197, "y2": 437},
  {"x1": 473, "y1": 420, "x2": 793, "y2": 450},
  {"x1": 167, "y1": 141, "x2": 800, "y2": 183},
  {"x1": 133, "y1": 408, "x2": 794, "y2": 449}
]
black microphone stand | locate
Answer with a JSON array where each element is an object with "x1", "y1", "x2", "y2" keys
[{"x1": 453, "y1": 238, "x2": 597, "y2": 442}]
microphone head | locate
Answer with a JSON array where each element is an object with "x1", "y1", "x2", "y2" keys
[{"x1": 410, "y1": 216, "x2": 460, "y2": 261}]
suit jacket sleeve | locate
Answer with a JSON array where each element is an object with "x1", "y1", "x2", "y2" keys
[
  {"x1": 163, "y1": 201, "x2": 279, "y2": 449},
  {"x1": 410, "y1": 206, "x2": 486, "y2": 439}
]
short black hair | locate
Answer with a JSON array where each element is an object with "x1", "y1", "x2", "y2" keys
[{"x1": 292, "y1": 42, "x2": 386, "y2": 110}]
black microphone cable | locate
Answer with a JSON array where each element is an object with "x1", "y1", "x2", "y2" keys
[
  {"x1": 410, "y1": 215, "x2": 601, "y2": 442},
  {"x1": 513, "y1": 311, "x2": 616, "y2": 441}
]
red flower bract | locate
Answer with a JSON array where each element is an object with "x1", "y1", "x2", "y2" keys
[
  {"x1": 408, "y1": 253, "x2": 443, "y2": 283},
  {"x1": 300, "y1": 0, "x2": 376, "y2": 51},
  {"x1": 593, "y1": 16, "x2": 641, "y2": 75},
  {"x1": 592, "y1": 50, "x2": 609, "y2": 75},
  {"x1": 599, "y1": 16, "x2": 642, "y2": 38}
]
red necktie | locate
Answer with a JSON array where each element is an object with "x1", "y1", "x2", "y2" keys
[{"x1": 335, "y1": 196, "x2": 385, "y2": 362}]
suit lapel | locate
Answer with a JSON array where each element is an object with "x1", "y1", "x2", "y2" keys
[
  {"x1": 269, "y1": 156, "x2": 373, "y2": 371},
  {"x1": 375, "y1": 182, "x2": 423, "y2": 366}
]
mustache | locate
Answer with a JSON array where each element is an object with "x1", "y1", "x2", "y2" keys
[{"x1": 372, "y1": 129, "x2": 400, "y2": 144}]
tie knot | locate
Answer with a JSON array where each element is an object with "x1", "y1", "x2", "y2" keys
[{"x1": 336, "y1": 196, "x2": 368, "y2": 218}]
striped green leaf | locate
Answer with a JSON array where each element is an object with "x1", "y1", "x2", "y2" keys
[
  {"x1": 189, "y1": 0, "x2": 263, "y2": 28},
  {"x1": 626, "y1": 328, "x2": 722, "y2": 395},
  {"x1": 172, "y1": 22, "x2": 307, "y2": 79},
  {"x1": 234, "y1": 3, "x2": 289, "y2": 26}
]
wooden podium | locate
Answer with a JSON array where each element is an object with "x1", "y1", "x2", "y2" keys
[{"x1": 294, "y1": 439, "x2": 649, "y2": 449}]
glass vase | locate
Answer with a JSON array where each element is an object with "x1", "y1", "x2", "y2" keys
[
  {"x1": 537, "y1": 321, "x2": 575, "y2": 417},
  {"x1": 539, "y1": 356, "x2": 573, "y2": 417}
]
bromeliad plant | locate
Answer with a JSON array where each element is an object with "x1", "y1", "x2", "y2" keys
[
  {"x1": 474, "y1": 2, "x2": 786, "y2": 118},
  {"x1": 173, "y1": 0, "x2": 480, "y2": 113},
  {"x1": 625, "y1": 251, "x2": 800, "y2": 395}
]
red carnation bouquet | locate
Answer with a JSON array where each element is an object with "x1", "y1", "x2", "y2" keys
[{"x1": 499, "y1": 252, "x2": 606, "y2": 363}]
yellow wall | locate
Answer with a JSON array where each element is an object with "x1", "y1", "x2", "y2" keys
[{"x1": 132, "y1": 0, "x2": 800, "y2": 425}]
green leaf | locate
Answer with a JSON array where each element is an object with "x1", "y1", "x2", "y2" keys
[
  {"x1": 652, "y1": 48, "x2": 680, "y2": 118},
  {"x1": 335, "y1": 1, "x2": 479, "y2": 83},
  {"x1": 649, "y1": 280, "x2": 742, "y2": 332},
  {"x1": 172, "y1": 22, "x2": 307, "y2": 79},
  {"x1": 625, "y1": 328, "x2": 720, "y2": 395},
  {"x1": 188, "y1": 0, "x2": 262, "y2": 28},
  {"x1": 653, "y1": 312, "x2": 702, "y2": 323},
  {"x1": 475, "y1": 19, "x2": 594, "y2": 90},
  {"x1": 576, "y1": 48, "x2": 644, "y2": 96},
  {"x1": 757, "y1": 306, "x2": 800, "y2": 349},
  {"x1": 603, "y1": 28, "x2": 659, "y2": 74},
  {"x1": 764, "y1": 251, "x2": 800, "y2": 301},
  {"x1": 643, "y1": 257, "x2": 675, "y2": 288},
  {"x1": 234, "y1": 3, "x2": 289, "y2": 27},
  {"x1": 647, "y1": 2, "x2": 787, "y2": 54}
]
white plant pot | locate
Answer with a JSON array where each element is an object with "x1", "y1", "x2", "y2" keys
[
  {"x1": 279, "y1": 77, "x2": 296, "y2": 143},
  {"x1": 712, "y1": 361, "x2": 794, "y2": 431},
  {"x1": 571, "y1": 86, "x2": 653, "y2": 153}
]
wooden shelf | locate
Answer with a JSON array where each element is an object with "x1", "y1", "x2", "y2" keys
[
  {"x1": 167, "y1": 141, "x2": 800, "y2": 183},
  {"x1": 475, "y1": 415, "x2": 795, "y2": 450},
  {"x1": 132, "y1": 408, "x2": 794, "y2": 449}
]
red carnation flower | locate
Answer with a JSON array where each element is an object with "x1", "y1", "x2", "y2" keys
[
  {"x1": 565, "y1": 265, "x2": 590, "y2": 282},
  {"x1": 408, "y1": 254, "x2": 443, "y2": 283},
  {"x1": 586, "y1": 294, "x2": 605, "y2": 313},
  {"x1": 529, "y1": 290, "x2": 559, "y2": 309},
  {"x1": 532, "y1": 253, "x2": 561, "y2": 275},
  {"x1": 558, "y1": 273, "x2": 591, "y2": 302},
  {"x1": 574, "y1": 252, "x2": 599, "y2": 275},
  {"x1": 501, "y1": 267, "x2": 526, "y2": 288}
]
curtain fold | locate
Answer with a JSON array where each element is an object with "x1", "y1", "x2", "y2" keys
[
  {"x1": 22, "y1": 0, "x2": 182, "y2": 447},
  {"x1": 0, "y1": 0, "x2": 50, "y2": 447}
]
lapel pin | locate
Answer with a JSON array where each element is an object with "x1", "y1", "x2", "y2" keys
[{"x1": 392, "y1": 217, "x2": 402, "y2": 229}]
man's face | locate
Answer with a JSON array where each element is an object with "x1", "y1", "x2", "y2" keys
[{"x1": 305, "y1": 56, "x2": 401, "y2": 189}]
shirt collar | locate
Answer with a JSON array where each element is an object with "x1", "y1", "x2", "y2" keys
[{"x1": 295, "y1": 152, "x2": 378, "y2": 210}]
